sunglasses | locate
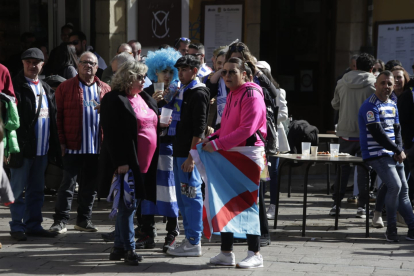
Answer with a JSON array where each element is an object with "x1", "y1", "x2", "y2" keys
[
  {"x1": 137, "y1": 74, "x2": 147, "y2": 82},
  {"x1": 174, "y1": 37, "x2": 191, "y2": 48},
  {"x1": 229, "y1": 45, "x2": 245, "y2": 52},
  {"x1": 79, "y1": 60, "x2": 97, "y2": 67},
  {"x1": 69, "y1": 40, "x2": 79, "y2": 46},
  {"x1": 220, "y1": 69, "x2": 238, "y2": 77}
]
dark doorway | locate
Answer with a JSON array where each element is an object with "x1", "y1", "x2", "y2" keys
[{"x1": 260, "y1": 0, "x2": 337, "y2": 132}]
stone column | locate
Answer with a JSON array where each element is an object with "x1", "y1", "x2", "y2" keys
[{"x1": 244, "y1": 0, "x2": 261, "y2": 59}]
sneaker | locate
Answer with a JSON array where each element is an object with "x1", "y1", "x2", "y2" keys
[
  {"x1": 266, "y1": 204, "x2": 275, "y2": 220},
  {"x1": 396, "y1": 212, "x2": 407, "y2": 227},
  {"x1": 356, "y1": 207, "x2": 366, "y2": 218},
  {"x1": 347, "y1": 196, "x2": 358, "y2": 204},
  {"x1": 329, "y1": 205, "x2": 340, "y2": 216},
  {"x1": 372, "y1": 211, "x2": 384, "y2": 228},
  {"x1": 102, "y1": 230, "x2": 115, "y2": 242},
  {"x1": 166, "y1": 238, "x2": 202, "y2": 257},
  {"x1": 136, "y1": 235, "x2": 155, "y2": 249},
  {"x1": 369, "y1": 193, "x2": 376, "y2": 203},
  {"x1": 124, "y1": 250, "x2": 143, "y2": 265},
  {"x1": 236, "y1": 251, "x2": 263, "y2": 268},
  {"x1": 74, "y1": 220, "x2": 98, "y2": 232},
  {"x1": 385, "y1": 227, "x2": 399, "y2": 242},
  {"x1": 406, "y1": 229, "x2": 414, "y2": 241},
  {"x1": 109, "y1": 247, "x2": 126, "y2": 260},
  {"x1": 49, "y1": 221, "x2": 67, "y2": 234},
  {"x1": 210, "y1": 252, "x2": 235, "y2": 266},
  {"x1": 10, "y1": 231, "x2": 27, "y2": 241},
  {"x1": 163, "y1": 234, "x2": 176, "y2": 253}
]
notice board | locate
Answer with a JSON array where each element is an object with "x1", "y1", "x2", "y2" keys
[
  {"x1": 376, "y1": 21, "x2": 414, "y2": 70},
  {"x1": 202, "y1": 3, "x2": 244, "y2": 68}
]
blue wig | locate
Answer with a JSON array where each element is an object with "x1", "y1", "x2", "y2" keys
[{"x1": 146, "y1": 48, "x2": 182, "y2": 83}]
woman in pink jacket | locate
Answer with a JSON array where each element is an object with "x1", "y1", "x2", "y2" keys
[{"x1": 201, "y1": 57, "x2": 267, "y2": 268}]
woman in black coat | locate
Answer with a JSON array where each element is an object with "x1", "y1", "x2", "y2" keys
[{"x1": 99, "y1": 60, "x2": 170, "y2": 265}]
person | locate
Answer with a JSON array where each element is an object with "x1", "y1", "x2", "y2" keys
[
  {"x1": 49, "y1": 44, "x2": 78, "y2": 79},
  {"x1": 49, "y1": 51, "x2": 111, "y2": 234},
  {"x1": 199, "y1": 57, "x2": 267, "y2": 268},
  {"x1": 132, "y1": 47, "x2": 182, "y2": 252},
  {"x1": 188, "y1": 43, "x2": 212, "y2": 79},
  {"x1": 100, "y1": 60, "x2": 168, "y2": 265},
  {"x1": 173, "y1": 37, "x2": 191, "y2": 56},
  {"x1": 373, "y1": 59, "x2": 385, "y2": 77},
  {"x1": 358, "y1": 70, "x2": 414, "y2": 242},
  {"x1": 9, "y1": 48, "x2": 61, "y2": 241},
  {"x1": 385, "y1": 60, "x2": 402, "y2": 71},
  {"x1": 210, "y1": 46, "x2": 227, "y2": 72},
  {"x1": 390, "y1": 66, "x2": 410, "y2": 100},
  {"x1": 0, "y1": 63, "x2": 16, "y2": 100},
  {"x1": 330, "y1": 53, "x2": 375, "y2": 218},
  {"x1": 165, "y1": 55, "x2": 209, "y2": 257},
  {"x1": 68, "y1": 31, "x2": 107, "y2": 77},
  {"x1": 101, "y1": 43, "x2": 133, "y2": 84},
  {"x1": 128, "y1": 40, "x2": 142, "y2": 61}
]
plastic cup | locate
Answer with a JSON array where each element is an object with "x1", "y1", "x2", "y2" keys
[
  {"x1": 301, "y1": 142, "x2": 311, "y2": 156},
  {"x1": 160, "y1": 107, "x2": 173, "y2": 124},
  {"x1": 330, "y1": 143, "x2": 340, "y2": 157},
  {"x1": 311, "y1": 146, "x2": 318, "y2": 157},
  {"x1": 154, "y1": 82, "x2": 164, "y2": 92}
]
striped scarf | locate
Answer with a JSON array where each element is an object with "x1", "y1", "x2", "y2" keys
[{"x1": 107, "y1": 170, "x2": 136, "y2": 219}]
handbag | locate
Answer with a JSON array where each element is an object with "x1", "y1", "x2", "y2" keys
[{"x1": 4, "y1": 85, "x2": 44, "y2": 169}]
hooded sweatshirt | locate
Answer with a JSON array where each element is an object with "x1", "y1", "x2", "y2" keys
[
  {"x1": 210, "y1": 82, "x2": 267, "y2": 151},
  {"x1": 331, "y1": 70, "x2": 376, "y2": 138}
]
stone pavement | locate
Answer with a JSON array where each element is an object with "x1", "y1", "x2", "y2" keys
[{"x1": 1, "y1": 175, "x2": 414, "y2": 276}]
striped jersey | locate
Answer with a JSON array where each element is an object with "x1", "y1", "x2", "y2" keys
[
  {"x1": 358, "y1": 93, "x2": 398, "y2": 160},
  {"x1": 25, "y1": 77, "x2": 50, "y2": 156},
  {"x1": 66, "y1": 82, "x2": 100, "y2": 154},
  {"x1": 197, "y1": 63, "x2": 212, "y2": 79}
]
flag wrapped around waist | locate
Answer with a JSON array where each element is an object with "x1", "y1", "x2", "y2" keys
[{"x1": 191, "y1": 143, "x2": 265, "y2": 240}]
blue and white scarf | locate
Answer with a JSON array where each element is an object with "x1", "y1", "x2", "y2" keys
[
  {"x1": 167, "y1": 78, "x2": 200, "y2": 136},
  {"x1": 107, "y1": 170, "x2": 136, "y2": 219},
  {"x1": 216, "y1": 77, "x2": 228, "y2": 125}
]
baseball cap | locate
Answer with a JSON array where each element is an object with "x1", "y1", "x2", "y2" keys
[
  {"x1": 256, "y1": 61, "x2": 271, "y2": 73},
  {"x1": 21, "y1": 48, "x2": 44, "y2": 61}
]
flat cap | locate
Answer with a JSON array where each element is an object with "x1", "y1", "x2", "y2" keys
[
  {"x1": 174, "y1": 55, "x2": 200, "y2": 70},
  {"x1": 21, "y1": 48, "x2": 44, "y2": 61}
]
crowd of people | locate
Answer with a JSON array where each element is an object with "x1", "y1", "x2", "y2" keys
[{"x1": 1, "y1": 22, "x2": 414, "y2": 270}]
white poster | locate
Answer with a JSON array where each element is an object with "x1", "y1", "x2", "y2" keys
[
  {"x1": 204, "y1": 5, "x2": 243, "y2": 68},
  {"x1": 377, "y1": 22, "x2": 414, "y2": 71}
]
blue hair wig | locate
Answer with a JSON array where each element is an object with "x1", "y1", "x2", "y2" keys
[{"x1": 146, "y1": 48, "x2": 182, "y2": 83}]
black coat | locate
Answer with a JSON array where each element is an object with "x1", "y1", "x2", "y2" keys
[
  {"x1": 397, "y1": 85, "x2": 414, "y2": 149},
  {"x1": 99, "y1": 89, "x2": 159, "y2": 202},
  {"x1": 12, "y1": 71, "x2": 62, "y2": 166}
]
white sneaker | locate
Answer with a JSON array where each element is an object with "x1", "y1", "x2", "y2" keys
[
  {"x1": 266, "y1": 204, "x2": 276, "y2": 220},
  {"x1": 236, "y1": 251, "x2": 263, "y2": 268},
  {"x1": 372, "y1": 211, "x2": 384, "y2": 228},
  {"x1": 210, "y1": 252, "x2": 235, "y2": 266},
  {"x1": 166, "y1": 237, "x2": 202, "y2": 257}
]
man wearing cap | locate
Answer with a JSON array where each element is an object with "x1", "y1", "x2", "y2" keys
[
  {"x1": 165, "y1": 55, "x2": 209, "y2": 257},
  {"x1": 49, "y1": 51, "x2": 111, "y2": 234},
  {"x1": 9, "y1": 48, "x2": 61, "y2": 241},
  {"x1": 173, "y1": 37, "x2": 191, "y2": 56},
  {"x1": 188, "y1": 43, "x2": 212, "y2": 80}
]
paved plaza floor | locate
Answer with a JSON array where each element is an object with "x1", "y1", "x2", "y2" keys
[{"x1": 1, "y1": 175, "x2": 414, "y2": 276}]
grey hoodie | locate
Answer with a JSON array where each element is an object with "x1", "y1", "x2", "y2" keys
[{"x1": 331, "y1": 70, "x2": 376, "y2": 138}]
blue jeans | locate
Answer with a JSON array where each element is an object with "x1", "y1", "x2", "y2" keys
[
  {"x1": 9, "y1": 155, "x2": 48, "y2": 233},
  {"x1": 173, "y1": 157, "x2": 203, "y2": 245},
  {"x1": 366, "y1": 156, "x2": 414, "y2": 229},
  {"x1": 114, "y1": 197, "x2": 138, "y2": 251},
  {"x1": 268, "y1": 156, "x2": 280, "y2": 205}
]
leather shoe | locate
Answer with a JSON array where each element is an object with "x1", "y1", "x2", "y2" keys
[
  {"x1": 10, "y1": 231, "x2": 27, "y2": 241},
  {"x1": 26, "y1": 229, "x2": 58, "y2": 238}
]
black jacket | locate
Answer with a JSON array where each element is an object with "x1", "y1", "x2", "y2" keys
[
  {"x1": 99, "y1": 89, "x2": 159, "y2": 202},
  {"x1": 397, "y1": 86, "x2": 414, "y2": 149},
  {"x1": 173, "y1": 85, "x2": 210, "y2": 157},
  {"x1": 12, "y1": 71, "x2": 61, "y2": 166}
]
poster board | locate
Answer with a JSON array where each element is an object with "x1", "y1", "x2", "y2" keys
[
  {"x1": 376, "y1": 21, "x2": 414, "y2": 70},
  {"x1": 201, "y1": 3, "x2": 244, "y2": 68}
]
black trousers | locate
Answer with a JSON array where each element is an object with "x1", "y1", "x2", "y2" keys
[
  {"x1": 141, "y1": 214, "x2": 179, "y2": 237},
  {"x1": 221, "y1": 232, "x2": 260, "y2": 252}
]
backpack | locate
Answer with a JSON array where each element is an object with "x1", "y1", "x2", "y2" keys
[{"x1": 287, "y1": 120, "x2": 319, "y2": 154}]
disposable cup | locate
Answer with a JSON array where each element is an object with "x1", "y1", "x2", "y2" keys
[
  {"x1": 330, "y1": 143, "x2": 340, "y2": 157},
  {"x1": 311, "y1": 146, "x2": 318, "y2": 156},
  {"x1": 301, "y1": 142, "x2": 311, "y2": 156},
  {"x1": 160, "y1": 107, "x2": 173, "y2": 124},
  {"x1": 154, "y1": 82, "x2": 164, "y2": 92}
]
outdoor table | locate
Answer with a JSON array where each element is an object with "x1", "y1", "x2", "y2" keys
[{"x1": 272, "y1": 153, "x2": 370, "y2": 238}]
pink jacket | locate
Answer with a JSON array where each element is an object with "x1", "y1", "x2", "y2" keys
[{"x1": 210, "y1": 82, "x2": 267, "y2": 151}]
